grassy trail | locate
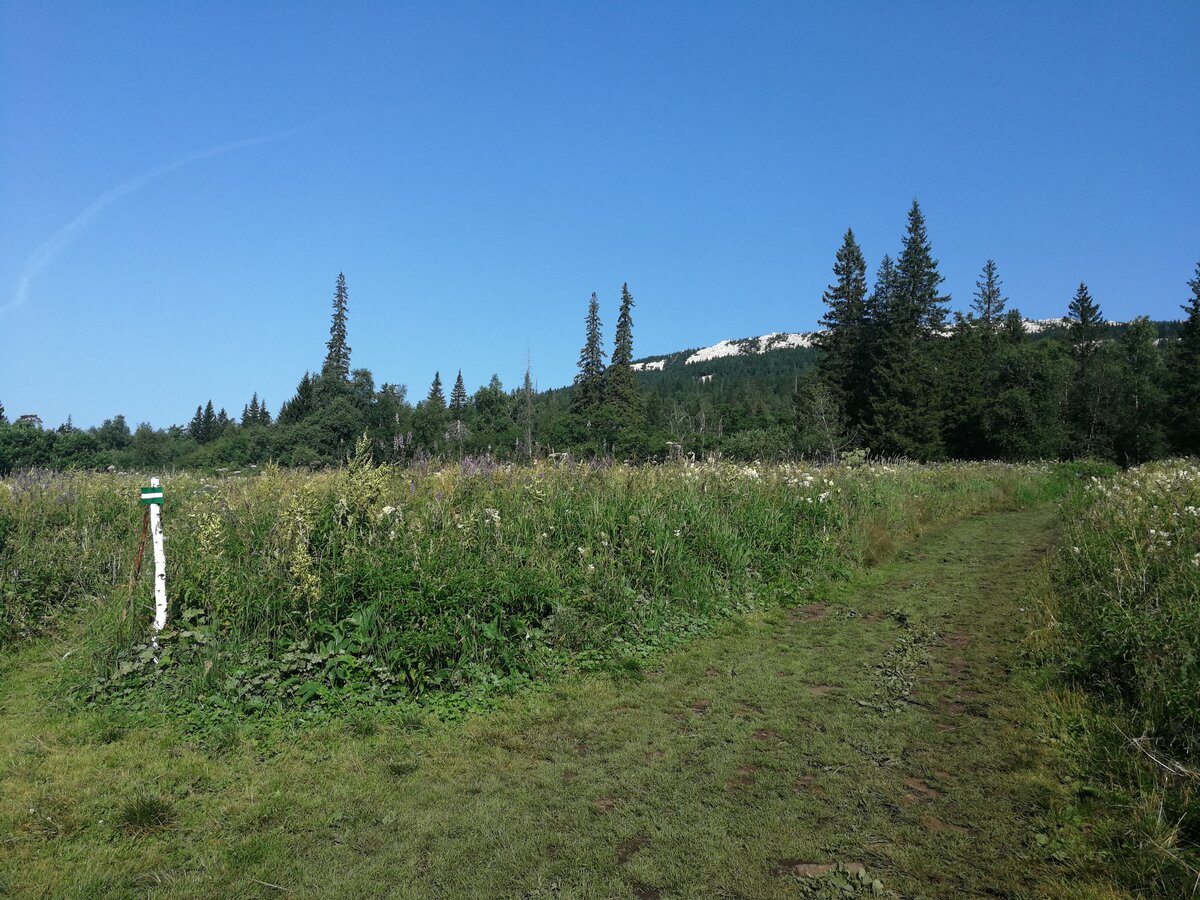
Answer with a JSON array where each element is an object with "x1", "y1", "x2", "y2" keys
[{"x1": 2, "y1": 505, "x2": 1114, "y2": 898}]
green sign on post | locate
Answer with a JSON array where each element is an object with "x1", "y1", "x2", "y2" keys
[{"x1": 140, "y1": 486, "x2": 164, "y2": 506}]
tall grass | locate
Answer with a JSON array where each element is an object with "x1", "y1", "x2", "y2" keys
[
  {"x1": 1, "y1": 450, "x2": 1060, "y2": 706},
  {"x1": 1046, "y1": 461, "x2": 1200, "y2": 893},
  {"x1": 1054, "y1": 462, "x2": 1200, "y2": 753}
]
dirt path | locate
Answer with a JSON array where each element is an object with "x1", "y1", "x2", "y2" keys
[{"x1": 2, "y1": 506, "x2": 1088, "y2": 898}]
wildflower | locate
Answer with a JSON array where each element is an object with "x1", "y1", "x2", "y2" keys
[
  {"x1": 587, "y1": 564, "x2": 596, "y2": 574},
  {"x1": 484, "y1": 507, "x2": 501, "y2": 526}
]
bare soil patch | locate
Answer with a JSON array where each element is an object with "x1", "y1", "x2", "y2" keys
[
  {"x1": 920, "y1": 815, "x2": 969, "y2": 834},
  {"x1": 789, "y1": 603, "x2": 830, "y2": 622},
  {"x1": 901, "y1": 777, "x2": 943, "y2": 802},
  {"x1": 728, "y1": 765, "x2": 759, "y2": 790},
  {"x1": 617, "y1": 834, "x2": 649, "y2": 864}
]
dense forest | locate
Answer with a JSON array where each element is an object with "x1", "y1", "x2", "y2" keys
[{"x1": 2, "y1": 201, "x2": 1197, "y2": 472}]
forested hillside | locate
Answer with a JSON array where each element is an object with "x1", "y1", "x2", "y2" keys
[{"x1": 2, "y1": 203, "x2": 1197, "y2": 471}]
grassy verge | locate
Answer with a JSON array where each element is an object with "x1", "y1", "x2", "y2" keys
[{"x1": 1032, "y1": 461, "x2": 1200, "y2": 895}]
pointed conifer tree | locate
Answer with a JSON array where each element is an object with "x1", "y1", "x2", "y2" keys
[
  {"x1": 0, "y1": 400, "x2": 6, "y2": 425},
  {"x1": 188, "y1": 404, "x2": 205, "y2": 441},
  {"x1": 895, "y1": 200, "x2": 950, "y2": 334},
  {"x1": 571, "y1": 292, "x2": 607, "y2": 432},
  {"x1": 519, "y1": 361, "x2": 535, "y2": 460},
  {"x1": 816, "y1": 229, "x2": 870, "y2": 427},
  {"x1": 450, "y1": 370, "x2": 468, "y2": 418},
  {"x1": 278, "y1": 373, "x2": 315, "y2": 424},
  {"x1": 448, "y1": 370, "x2": 469, "y2": 451},
  {"x1": 427, "y1": 372, "x2": 446, "y2": 409},
  {"x1": 945, "y1": 260, "x2": 1009, "y2": 456},
  {"x1": 322, "y1": 273, "x2": 351, "y2": 381},
  {"x1": 243, "y1": 393, "x2": 261, "y2": 426},
  {"x1": 201, "y1": 400, "x2": 217, "y2": 444},
  {"x1": 1066, "y1": 282, "x2": 1109, "y2": 456},
  {"x1": 604, "y1": 283, "x2": 643, "y2": 429},
  {"x1": 414, "y1": 371, "x2": 447, "y2": 451},
  {"x1": 971, "y1": 260, "x2": 1007, "y2": 365},
  {"x1": 1067, "y1": 282, "x2": 1103, "y2": 365},
  {"x1": 971, "y1": 260, "x2": 1007, "y2": 327},
  {"x1": 867, "y1": 201, "x2": 950, "y2": 459}
]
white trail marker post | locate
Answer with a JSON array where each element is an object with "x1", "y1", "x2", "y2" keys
[{"x1": 140, "y1": 478, "x2": 168, "y2": 644}]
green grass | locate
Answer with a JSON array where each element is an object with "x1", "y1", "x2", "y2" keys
[
  {"x1": 2, "y1": 456, "x2": 1066, "y2": 721},
  {"x1": 1032, "y1": 460, "x2": 1200, "y2": 895},
  {"x1": 0, "y1": 503, "x2": 1136, "y2": 898}
]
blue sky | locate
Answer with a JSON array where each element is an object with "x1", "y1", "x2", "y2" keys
[{"x1": 2, "y1": 2, "x2": 1197, "y2": 428}]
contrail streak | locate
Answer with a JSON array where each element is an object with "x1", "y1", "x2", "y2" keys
[{"x1": 3, "y1": 119, "x2": 325, "y2": 317}]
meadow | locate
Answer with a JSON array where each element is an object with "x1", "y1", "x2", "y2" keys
[
  {"x1": 6, "y1": 453, "x2": 1200, "y2": 897},
  {"x1": 2, "y1": 446, "x2": 1057, "y2": 723}
]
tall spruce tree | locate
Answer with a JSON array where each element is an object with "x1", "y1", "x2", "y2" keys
[
  {"x1": 971, "y1": 260, "x2": 1007, "y2": 364},
  {"x1": 414, "y1": 371, "x2": 447, "y2": 451},
  {"x1": 427, "y1": 372, "x2": 446, "y2": 410},
  {"x1": 816, "y1": 229, "x2": 871, "y2": 428},
  {"x1": 604, "y1": 283, "x2": 643, "y2": 429},
  {"x1": 1065, "y1": 282, "x2": 1110, "y2": 456},
  {"x1": 571, "y1": 292, "x2": 607, "y2": 433},
  {"x1": 1067, "y1": 282, "x2": 1103, "y2": 365},
  {"x1": 519, "y1": 361, "x2": 535, "y2": 460},
  {"x1": 866, "y1": 202, "x2": 950, "y2": 459},
  {"x1": 1171, "y1": 262, "x2": 1200, "y2": 454},
  {"x1": 200, "y1": 400, "x2": 217, "y2": 444},
  {"x1": 946, "y1": 260, "x2": 1009, "y2": 457},
  {"x1": 0, "y1": 400, "x2": 6, "y2": 425},
  {"x1": 450, "y1": 371, "x2": 468, "y2": 418},
  {"x1": 188, "y1": 404, "x2": 205, "y2": 441},
  {"x1": 448, "y1": 370, "x2": 469, "y2": 451},
  {"x1": 278, "y1": 373, "x2": 315, "y2": 424},
  {"x1": 971, "y1": 260, "x2": 1007, "y2": 327},
  {"x1": 322, "y1": 272, "x2": 351, "y2": 380},
  {"x1": 1112, "y1": 317, "x2": 1167, "y2": 464},
  {"x1": 895, "y1": 200, "x2": 950, "y2": 333},
  {"x1": 243, "y1": 393, "x2": 261, "y2": 427}
]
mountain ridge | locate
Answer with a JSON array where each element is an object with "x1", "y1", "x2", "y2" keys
[{"x1": 631, "y1": 317, "x2": 1181, "y2": 373}]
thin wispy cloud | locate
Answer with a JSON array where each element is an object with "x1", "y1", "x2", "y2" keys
[{"x1": 3, "y1": 118, "x2": 326, "y2": 317}]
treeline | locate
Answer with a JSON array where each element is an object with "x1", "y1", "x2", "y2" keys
[
  {"x1": 812, "y1": 201, "x2": 1200, "y2": 463},
  {"x1": 1, "y1": 214, "x2": 1197, "y2": 472},
  {"x1": 0, "y1": 274, "x2": 774, "y2": 470}
]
